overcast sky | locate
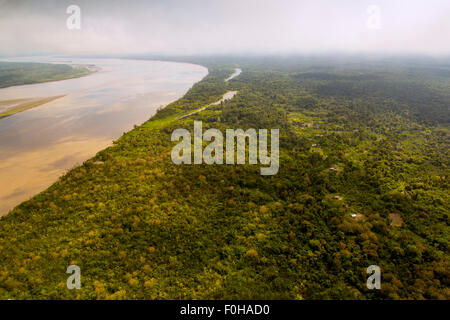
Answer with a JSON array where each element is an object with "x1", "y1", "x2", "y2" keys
[{"x1": 1, "y1": 0, "x2": 449, "y2": 56}]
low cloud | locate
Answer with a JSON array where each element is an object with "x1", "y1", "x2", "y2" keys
[{"x1": 1, "y1": 0, "x2": 449, "y2": 56}]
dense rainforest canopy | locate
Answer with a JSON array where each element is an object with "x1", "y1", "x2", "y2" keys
[{"x1": 0, "y1": 56, "x2": 448, "y2": 299}]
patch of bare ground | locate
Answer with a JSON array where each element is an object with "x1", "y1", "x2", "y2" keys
[
  {"x1": 351, "y1": 213, "x2": 365, "y2": 221},
  {"x1": 389, "y1": 213, "x2": 404, "y2": 227}
]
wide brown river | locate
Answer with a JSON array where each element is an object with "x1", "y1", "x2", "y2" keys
[{"x1": 0, "y1": 57, "x2": 208, "y2": 216}]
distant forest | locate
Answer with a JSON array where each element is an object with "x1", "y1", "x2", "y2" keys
[{"x1": 0, "y1": 62, "x2": 92, "y2": 88}]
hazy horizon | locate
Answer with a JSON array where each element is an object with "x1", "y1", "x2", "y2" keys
[{"x1": 1, "y1": 0, "x2": 450, "y2": 57}]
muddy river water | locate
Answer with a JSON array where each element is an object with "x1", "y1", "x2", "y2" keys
[{"x1": 0, "y1": 57, "x2": 208, "y2": 215}]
